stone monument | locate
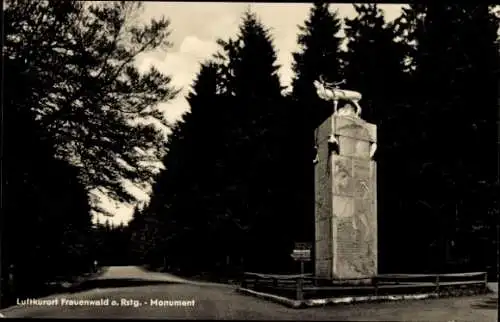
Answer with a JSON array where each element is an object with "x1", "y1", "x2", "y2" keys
[{"x1": 313, "y1": 77, "x2": 377, "y2": 280}]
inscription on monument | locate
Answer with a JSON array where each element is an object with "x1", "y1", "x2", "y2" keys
[
  {"x1": 315, "y1": 218, "x2": 331, "y2": 241},
  {"x1": 336, "y1": 215, "x2": 363, "y2": 277},
  {"x1": 316, "y1": 259, "x2": 331, "y2": 277},
  {"x1": 316, "y1": 239, "x2": 331, "y2": 259}
]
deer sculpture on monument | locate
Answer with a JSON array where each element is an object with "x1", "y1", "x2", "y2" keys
[{"x1": 312, "y1": 76, "x2": 376, "y2": 164}]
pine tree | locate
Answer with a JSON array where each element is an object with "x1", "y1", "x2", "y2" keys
[
  {"x1": 140, "y1": 9, "x2": 292, "y2": 273},
  {"x1": 158, "y1": 62, "x2": 232, "y2": 273},
  {"x1": 183, "y1": 62, "x2": 237, "y2": 272},
  {"x1": 136, "y1": 57, "x2": 249, "y2": 273},
  {"x1": 214, "y1": 9, "x2": 295, "y2": 272},
  {"x1": 216, "y1": 9, "x2": 284, "y2": 100}
]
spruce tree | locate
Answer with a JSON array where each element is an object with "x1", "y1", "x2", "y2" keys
[
  {"x1": 183, "y1": 62, "x2": 236, "y2": 272},
  {"x1": 215, "y1": 9, "x2": 293, "y2": 271},
  {"x1": 134, "y1": 61, "x2": 229, "y2": 272},
  {"x1": 217, "y1": 9, "x2": 284, "y2": 100}
]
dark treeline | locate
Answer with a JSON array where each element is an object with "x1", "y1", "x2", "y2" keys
[
  {"x1": 2, "y1": 1, "x2": 177, "y2": 308},
  {"x1": 2, "y1": 1, "x2": 498, "y2": 307},
  {"x1": 129, "y1": 3, "x2": 499, "y2": 279},
  {"x1": 93, "y1": 220, "x2": 131, "y2": 267}
]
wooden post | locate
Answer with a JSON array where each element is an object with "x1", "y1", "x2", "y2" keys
[
  {"x1": 435, "y1": 274, "x2": 440, "y2": 296},
  {"x1": 296, "y1": 276, "x2": 304, "y2": 301}
]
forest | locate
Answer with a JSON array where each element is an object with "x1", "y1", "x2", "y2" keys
[{"x1": 2, "y1": 1, "x2": 498, "y2": 308}]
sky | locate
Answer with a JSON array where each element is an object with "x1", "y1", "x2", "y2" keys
[{"x1": 94, "y1": 2, "x2": 406, "y2": 226}]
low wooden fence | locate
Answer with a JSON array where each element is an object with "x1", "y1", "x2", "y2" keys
[{"x1": 240, "y1": 271, "x2": 489, "y2": 300}]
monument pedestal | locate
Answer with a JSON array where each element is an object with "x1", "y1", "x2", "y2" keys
[{"x1": 314, "y1": 114, "x2": 377, "y2": 280}]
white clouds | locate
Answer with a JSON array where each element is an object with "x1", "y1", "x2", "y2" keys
[
  {"x1": 156, "y1": 35, "x2": 221, "y2": 123},
  {"x1": 247, "y1": 4, "x2": 404, "y2": 88},
  {"x1": 179, "y1": 36, "x2": 219, "y2": 59},
  {"x1": 134, "y1": 39, "x2": 206, "y2": 125},
  {"x1": 137, "y1": 35, "x2": 219, "y2": 91},
  {"x1": 206, "y1": 14, "x2": 240, "y2": 41}
]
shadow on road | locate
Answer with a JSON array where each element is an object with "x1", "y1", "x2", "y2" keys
[
  {"x1": 470, "y1": 297, "x2": 498, "y2": 310},
  {"x1": 67, "y1": 278, "x2": 184, "y2": 293},
  {"x1": 143, "y1": 266, "x2": 240, "y2": 286},
  {"x1": 0, "y1": 268, "x2": 108, "y2": 310}
]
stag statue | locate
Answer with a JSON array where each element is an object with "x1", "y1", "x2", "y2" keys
[{"x1": 313, "y1": 76, "x2": 362, "y2": 117}]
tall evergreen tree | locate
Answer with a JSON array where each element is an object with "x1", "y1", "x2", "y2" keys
[
  {"x1": 136, "y1": 9, "x2": 295, "y2": 274},
  {"x1": 160, "y1": 62, "x2": 232, "y2": 273},
  {"x1": 214, "y1": 9, "x2": 296, "y2": 272},
  {"x1": 216, "y1": 9, "x2": 284, "y2": 100},
  {"x1": 182, "y1": 62, "x2": 237, "y2": 272},
  {"x1": 395, "y1": 4, "x2": 499, "y2": 272},
  {"x1": 133, "y1": 61, "x2": 221, "y2": 272}
]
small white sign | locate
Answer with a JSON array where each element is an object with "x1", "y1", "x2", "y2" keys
[{"x1": 291, "y1": 249, "x2": 311, "y2": 261}]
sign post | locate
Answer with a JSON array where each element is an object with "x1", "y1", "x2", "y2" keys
[
  {"x1": 291, "y1": 242, "x2": 312, "y2": 275},
  {"x1": 291, "y1": 242, "x2": 312, "y2": 300}
]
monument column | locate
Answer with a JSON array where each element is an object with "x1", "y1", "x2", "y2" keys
[{"x1": 313, "y1": 80, "x2": 377, "y2": 280}]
